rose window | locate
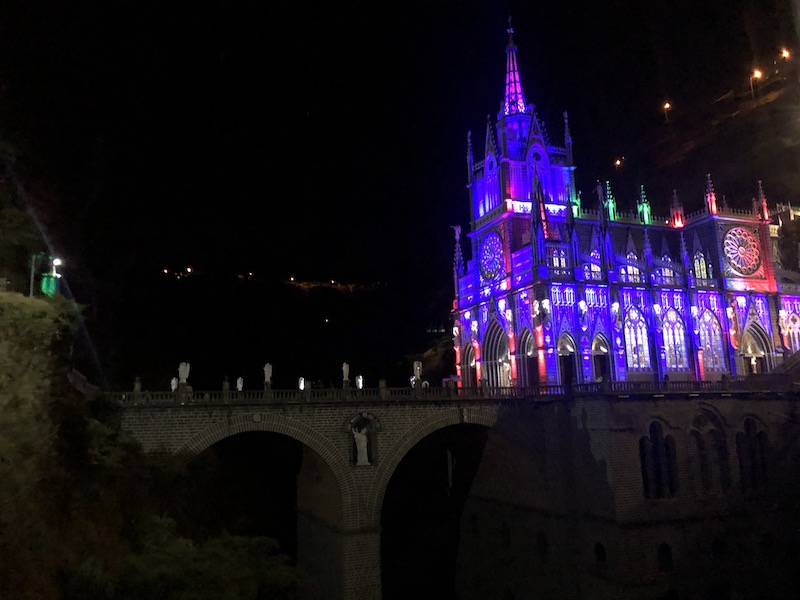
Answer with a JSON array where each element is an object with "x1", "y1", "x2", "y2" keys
[{"x1": 723, "y1": 227, "x2": 760, "y2": 276}]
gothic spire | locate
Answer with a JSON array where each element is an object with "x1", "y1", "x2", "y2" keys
[
  {"x1": 705, "y1": 173, "x2": 718, "y2": 215},
  {"x1": 757, "y1": 179, "x2": 769, "y2": 221},
  {"x1": 503, "y1": 16, "x2": 527, "y2": 116},
  {"x1": 564, "y1": 111, "x2": 573, "y2": 166},
  {"x1": 637, "y1": 184, "x2": 651, "y2": 225},
  {"x1": 605, "y1": 181, "x2": 617, "y2": 222},
  {"x1": 466, "y1": 130, "x2": 474, "y2": 183},
  {"x1": 451, "y1": 225, "x2": 464, "y2": 298},
  {"x1": 671, "y1": 189, "x2": 685, "y2": 227},
  {"x1": 484, "y1": 115, "x2": 497, "y2": 155}
]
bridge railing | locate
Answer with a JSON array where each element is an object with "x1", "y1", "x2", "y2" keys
[{"x1": 106, "y1": 375, "x2": 796, "y2": 407}]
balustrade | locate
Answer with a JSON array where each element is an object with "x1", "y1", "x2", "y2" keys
[{"x1": 109, "y1": 375, "x2": 796, "y2": 407}]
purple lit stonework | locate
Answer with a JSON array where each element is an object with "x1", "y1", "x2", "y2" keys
[{"x1": 452, "y1": 27, "x2": 799, "y2": 387}]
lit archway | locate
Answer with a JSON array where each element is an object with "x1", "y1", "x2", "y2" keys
[
  {"x1": 482, "y1": 321, "x2": 512, "y2": 387},
  {"x1": 591, "y1": 334, "x2": 611, "y2": 382},
  {"x1": 739, "y1": 324, "x2": 772, "y2": 374},
  {"x1": 462, "y1": 344, "x2": 477, "y2": 388},
  {"x1": 517, "y1": 329, "x2": 539, "y2": 387},
  {"x1": 557, "y1": 333, "x2": 578, "y2": 385}
]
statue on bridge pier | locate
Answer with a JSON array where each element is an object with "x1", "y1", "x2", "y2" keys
[
  {"x1": 236, "y1": 377, "x2": 244, "y2": 392},
  {"x1": 352, "y1": 424, "x2": 370, "y2": 466}
]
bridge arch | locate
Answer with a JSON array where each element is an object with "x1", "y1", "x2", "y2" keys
[
  {"x1": 175, "y1": 412, "x2": 357, "y2": 525},
  {"x1": 364, "y1": 405, "x2": 499, "y2": 523}
]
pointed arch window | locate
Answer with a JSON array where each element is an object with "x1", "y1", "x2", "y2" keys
[
  {"x1": 691, "y1": 412, "x2": 731, "y2": 494},
  {"x1": 639, "y1": 421, "x2": 678, "y2": 498},
  {"x1": 484, "y1": 158, "x2": 500, "y2": 215},
  {"x1": 548, "y1": 246, "x2": 569, "y2": 276},
  {"x1": 661, "y1": 255, "x2": 674, "y2": 278},
  {"x1": 621, "y1": 252, "x2": 641, "y2": 283},
  {"x1": 517, "y1": 329, "x2": 539, "y2": 388},
  {"x1": 736, "y1": 418, "x2": 769, "y2": 492},
  {"x1": 584, "y1": 248, "x2": 602, "y2": 281},
  {"x1": 482, "y1": 322, "x2": 512, "y2": 388},
  {"x1": 694, "y1": 251, "x2": 709, "y2": 280},
  {"x1": 699, "y1": 310, "x2": 725, "y2": 372},
  {"x1": 462, "y1": 344, "x2": 477, "y2": 388},
  {"x1": 624, "y1": 307, "x2": 651, "y2": 369},
  {"x1": 663, "y1": 308, "x2": 688, "y2": 369},
  {"x1": 786, "y1": 314, "x2": 800, "y2": 353}
]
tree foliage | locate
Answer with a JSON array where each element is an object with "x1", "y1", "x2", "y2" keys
[{"x1": 0, "y1": 291, "x2": 317, "y2": 599}]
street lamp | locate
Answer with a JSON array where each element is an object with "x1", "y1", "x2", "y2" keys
[
  {"x1": 663, "y1": 101, "x2": 671, "y2": 123},
  {"x1": 749, "y1": 69, "x2": 762, "y2": 100},
  {"x1": 29, "y1": 253, "x2": 63, "y2": 297},
  {"x1": 782, "y1": 48, "x2": 791, "y2": 60}
]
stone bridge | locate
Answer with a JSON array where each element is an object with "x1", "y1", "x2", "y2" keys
[{"x1": 112, "y1": 376, "x2": 797, "y2": 600}]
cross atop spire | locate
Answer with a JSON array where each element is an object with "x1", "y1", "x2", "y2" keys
[{"x1": 503, "y1": 16, "x2": 527, "y2": 116}]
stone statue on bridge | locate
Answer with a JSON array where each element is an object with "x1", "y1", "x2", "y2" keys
[
  {"x1": 412, "y1": 360, "x2": 422, "y2": 388},
  {"x1": 342, "y1": 361, "x2": 350, "y2": 382},
  {"x1": 170, "y1": 377, "x2": 178, "y2": 392},
  {"x1": 236, "y1": 377, "x2": 244, "y2": 392},
  {"x1": 178, "y1": 362, "x2": 190, "y2": 384},
  {"x1": 263, "y1": 363, "x2": 272, "y2": 385},
  {"x1": 352, "y1": 425, "x2": 370, "y2": 466}
]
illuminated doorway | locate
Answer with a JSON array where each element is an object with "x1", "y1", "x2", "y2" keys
[
  {"x1": 739, "y1": 325, "x2": 771, "y2": 374},
  {"x1": 557, "y1": 333, "x2": 578, "y2": 386},
  {"x1": 591, "y1": 334, "x2": 611, "y2": 382}
]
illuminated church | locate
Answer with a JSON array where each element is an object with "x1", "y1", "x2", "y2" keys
[{"x1": 451, "y1": 26, "x2": 800, "y2": 388}]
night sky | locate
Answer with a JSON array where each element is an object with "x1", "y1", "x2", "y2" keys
[{"x1": 0, "y1": 1, "x2": 796, "y2": 388}]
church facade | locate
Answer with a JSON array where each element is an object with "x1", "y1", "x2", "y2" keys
[{"x1": 452, "y1": 27, "x2": 800, "y2": 389}]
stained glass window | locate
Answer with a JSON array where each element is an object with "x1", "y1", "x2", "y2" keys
[
  {"x1": 624, "y1": 307, "x2": 650, "y2": 369},
  {"x1": 694, "y1": 252, "x2": 708, "y2": 280},
  {"x1": 700, "y1": 310, "x2": 725, "y2": 371},
  {"x1": 661, "y1": 255, "x2": 674, "y2": 279},
  {"x1": 787, "y1": 314, "x2": 800, "y2": 353},
  {"x1": 663, "y1": 308, "x2": 688, "y2": 369},
  {"x1": 584, "y1": 248, "x2": 602, "y2": 281},
  {"x1": 623, "y1": 252, "x2": 641, "y2": 283}
]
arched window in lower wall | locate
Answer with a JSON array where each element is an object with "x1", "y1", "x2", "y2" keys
[
  {"x1": 640, "y1": 421, "x2": 678, "y2": 498},
  {"x1": 691, "y1": 411, "x2": 731, "y2": 494},
  {"x1": 736, "y1": 417, "x2": 769, "y2": 492},
  {"x1": 657, "y1": 543, "x2": 674, "y2": 572},
  {"x1": 594, "y1": 542, "x2": 606, "y2": 564},
  {"x1": 536, "y1": 531, "x2": 549, "y2": 563}
]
